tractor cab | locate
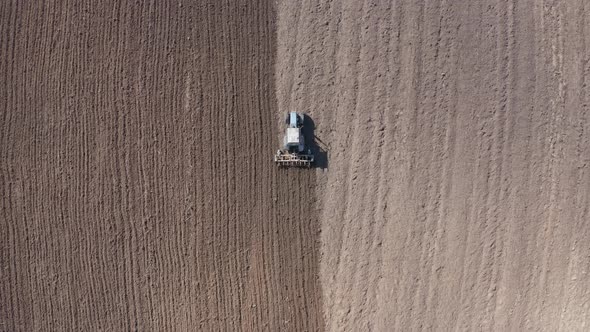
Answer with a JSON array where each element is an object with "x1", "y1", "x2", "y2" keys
[
  {"x1": 284, "y1": 112, "x2": 305, "y2": 153},
  {"x1": 274, "y1": 112, "x2": 314, "y2": 168}
]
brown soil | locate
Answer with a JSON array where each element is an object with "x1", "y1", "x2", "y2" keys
[
  {"x1": 4, "y1": 0, "x2": 590, "y2": 331},
  {"x1": 1, "y1": 1, "x2": 321, "y2": 331},
  {"x1": 277, "y1": 0, "x2": 590, "y2": 331}
]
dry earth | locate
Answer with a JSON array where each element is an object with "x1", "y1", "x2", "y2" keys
[
  {"x1": 277, "y1": 0, "x2": 590, "y2": 331},
  {"x1": 3, "y1": 0, "x2": 590, "y2": 331}
]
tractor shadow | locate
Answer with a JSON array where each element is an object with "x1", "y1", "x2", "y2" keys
[{"x1": 302, "y1": 114, "x2": 329, "y2": 170}]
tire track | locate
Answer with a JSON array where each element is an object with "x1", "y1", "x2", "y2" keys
[
  {"x1": 424, "y1": 2, "x2": 460, "y2": 328},
  {"x1": 392, "y1": 4, "x2": 425, "y2": 330},
  {"x1": 409, "y1": 1, "x2": 447, "y2": 328}
]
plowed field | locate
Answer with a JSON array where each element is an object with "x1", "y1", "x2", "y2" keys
[
  {"x1": 1, "y1": 1, "x2": 321, "y2": 331},
  {"x1": 3, "y1": 0, "x2": 590, "y2": 331}
]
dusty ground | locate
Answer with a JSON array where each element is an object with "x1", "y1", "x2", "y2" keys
[
  {"x1": 1, "y1": 1, "x2": 321, "y2": 331},
  {"x1": 277, "y1": 0, "x2": 590, "y2": 331},
  {"x1": 3, "y1": 0, "x2": 590, "y2": 331}
]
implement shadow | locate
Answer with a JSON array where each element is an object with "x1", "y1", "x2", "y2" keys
[{"x1": 302, "y1": 114, "x2": 329, "y2": 170}]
